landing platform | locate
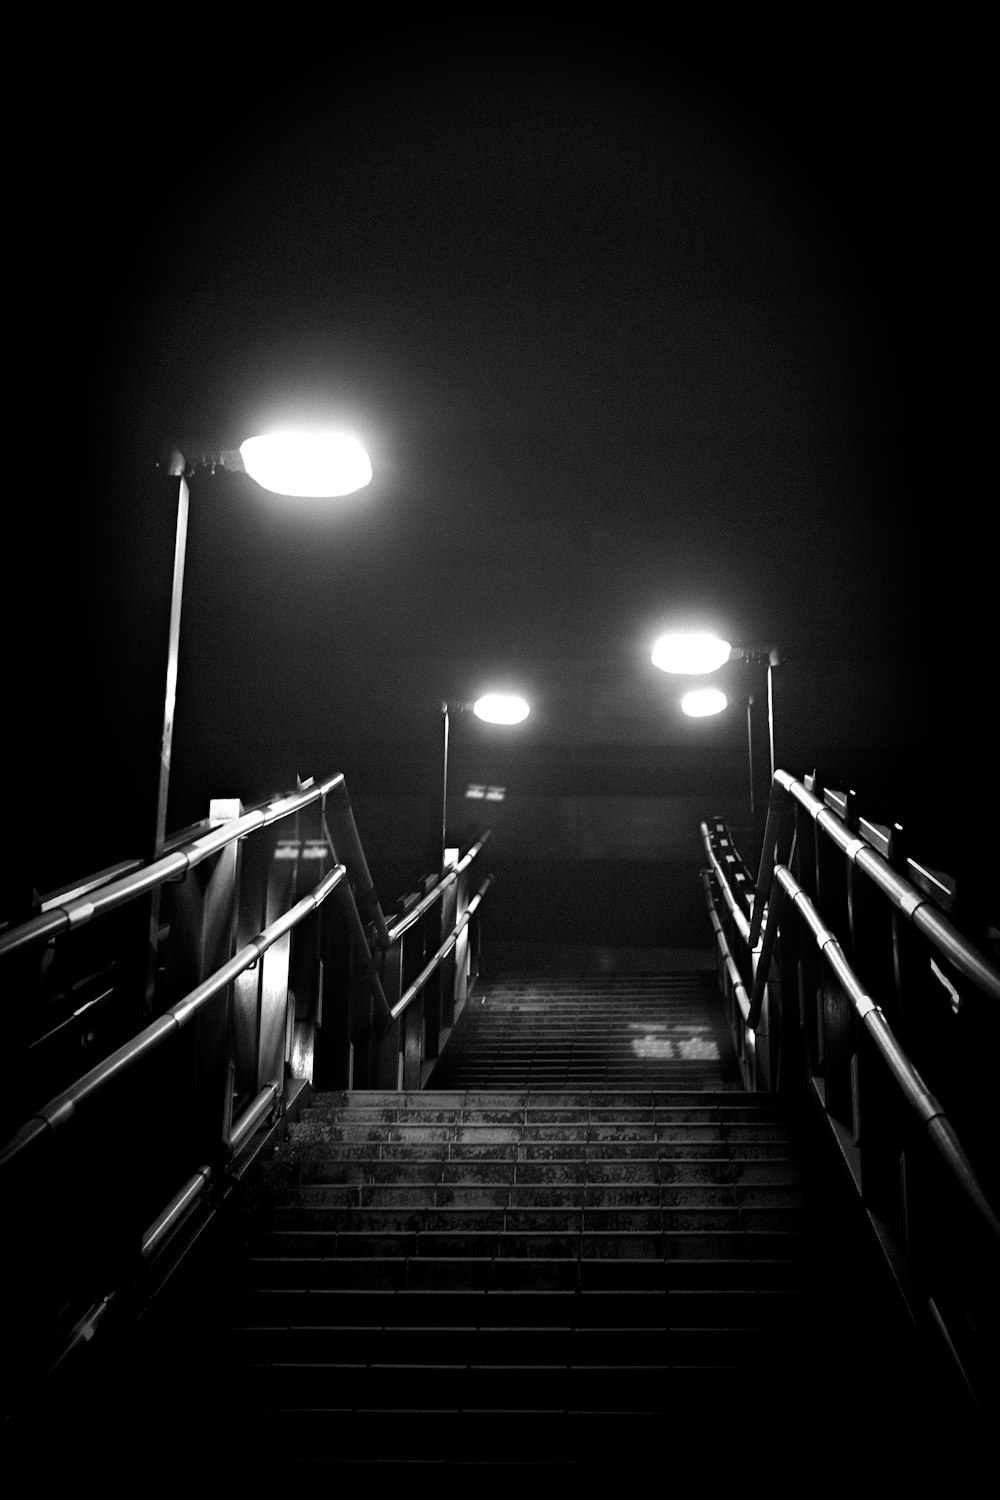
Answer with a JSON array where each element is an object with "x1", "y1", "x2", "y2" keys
[
  {"x1": 429, "y1": 968, "x2": 741, "y2": 1090},
  {"x1": 480, "y1": 943, "x2": 716, "y2": 975}
]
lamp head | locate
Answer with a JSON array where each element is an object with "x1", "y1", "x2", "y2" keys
[
  {"x1": 681, "y1": 688, "x2": 729, "y2": 717},
  {"x1": 472, "y1": 694, "x2": 530, "y2": 725},
  {"x1": 651, "y1": 632, "x2": 732, "y2": 675},
  {"x1": 163, "y1": 431, "x2": 373, "y2": 497}
]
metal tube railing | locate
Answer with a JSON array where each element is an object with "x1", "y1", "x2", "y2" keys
[
  {"x1": 386, "y1": 832, "x2": 492, "y2": 944},
  {"x1": 746, "y1": 876, "x2": 788, "y2": 1029},
  {"x1": 38, "y1": 860, "x2": 145, "y2": 913},
  {"x1": 141, "y1": 1166, "x2": 213, "y2": 1260},
  {"x1": 770, "y1": 861, "x2": 1000, "y2": 1243},
  {"x1": 699, "y1": 823, "x2": 752, "y2": 947},
  {"x1": 0, "y1": 864, "x2": 346, "y2": 1169},
  {"x1": 0, "y1": 773, "x2": 349, "y2": 961},
  {"x1": 774, "y1": 770, "x2": 1000, "y2": 1002},
  {"x1": 324, "y1": 780, "x2": 392, "y2": 949},
  {"x1": 329, "y1": 877, "x2": 392, "y2": 1029},
  {"x1": 390, "y1": 877, "x2": 493, "y2": 1022},
  {"x1": 228, "y1": 1082, "x2": 279, "y2": 1156},
  {"x1": 700, "y1": 869, "x2": 752, "y2": 1023},
  {"x1": 136, "y1": 1081, "x2": 282, "y2": 1261}
]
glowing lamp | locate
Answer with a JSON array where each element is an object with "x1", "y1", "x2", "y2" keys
[
  {"x1": 473, "y1": 694, "x2": 530, "y2": 725},
  {"x1": 681, "y1": 688, "x2": 728, "y2": 717},
  {"x1": 239, "y1": 431, "x2": 372, "y2": 497},
  {"x1": 651, "y1": 632, "x2": 732, "y2": 675}
]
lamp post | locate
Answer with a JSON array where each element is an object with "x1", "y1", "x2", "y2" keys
[
  {"x1": 146, "y1": 429, "x2": 372, "y2": 1009},
  {"x1": 652, "y1": 631, "x2": 778, "y2": 868},
  {"x1": 430, "y1": 693, "x2": 529, "y2": 877}
]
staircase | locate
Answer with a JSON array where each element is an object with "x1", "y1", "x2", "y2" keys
[
  {"x1": 207, "y1": 969, "x2": 959, "y2": 1476},
  {"x1": 428, "y1": 971, "x2": 741, "y2": 1089}
]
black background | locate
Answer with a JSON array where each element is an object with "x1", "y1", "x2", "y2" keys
[{"x1": 6, "y1": 20, "x2": 992, "y2": 937}]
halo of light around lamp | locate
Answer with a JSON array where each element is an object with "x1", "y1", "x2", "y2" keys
[
  {"x1": 651, "y1": 632, "x2": 732, "y2": 674},
  {"x1": 473, "y1": 694, "x2": 530, "y2": 724},
  {"x1": 681, "y1": 688, "x2": 728, "y2": 717},
  {"x1": 239, "y1": 432, "x2": 373, "y2": 497}
]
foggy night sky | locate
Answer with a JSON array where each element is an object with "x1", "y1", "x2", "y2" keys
[{"x1": 7, "y1": 20, "x2": 992, "y2": 895}]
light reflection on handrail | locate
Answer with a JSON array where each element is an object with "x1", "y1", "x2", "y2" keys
[
  {"x1": 141, "y1": 1165, "x2": 212, "y2": 1260},
  {"x1": 39, "y1": 860, "x2": 145, "y2": 913},
  {"x1": 0, "y1": 865, "x2": 346, "y2": 1169}
]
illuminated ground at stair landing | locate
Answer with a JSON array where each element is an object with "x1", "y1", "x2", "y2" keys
[{"x1": 628, "y1": 1022, "x2": 719, "y2": 1060}]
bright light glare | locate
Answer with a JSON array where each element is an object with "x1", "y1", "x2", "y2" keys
[
  {"x1": 681, "y1": 688, "x2": 728, "y2": 717},
  {"x1": 651, "y1": 632, "x2": 731, "y2": 674},
  {"x1": 239, "y1": 432, "x2": 373, "y2": 497},
  {"x1": 473, "y1": 694, "x2": 530, "y2": 725}
]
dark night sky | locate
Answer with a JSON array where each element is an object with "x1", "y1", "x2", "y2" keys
[{"x1": 8, "y1": 21, "x2": 993, "y2": 901}]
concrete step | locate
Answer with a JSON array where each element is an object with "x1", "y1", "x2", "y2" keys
[
  {"x1": 212, "y1": 975, "x2": 920, "y2": 1472},
  {"x1": 254, "y1": 1188, "x2": 807, "y2": 1227},
  {"x1": 252, "y1": 1196, "x2": 808, "y2": 1223},
  {"x1": 316, "y1": 1098, "x2": 779, "y2": 1110},
  {"x1": 228, "y1": 1307, "x2": 815, "y2": 1362},
  {"x1": 229, "y1": 1356, "x2": 808, "y2": 1410},
  {"x1": 236, "y1": 1252, "x2": 812, "y2": 1293},
  {"x1": 275, "y1": 1160, "x2": 808, "y2": 1187}
]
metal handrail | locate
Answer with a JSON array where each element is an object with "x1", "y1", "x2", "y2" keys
[
  {"x1": 0, "y1": 864, "x2": 346, "y2": 1169},
  {"x1": 0, "y1": 770, "x2": 399, "y2": 969},
  {"x1": 390, "y1": 877, "x2": 494, "y2": 1022},
  {"x1": 700, "y1": 823, "x2": 753, "y2": 948},
  {"x1": 699, "y1": 868, "x2": 751, "y2": 1024},
  {"x1": 701, "y1": 838, "x2": 999, "y2": 1244},
  {"x1": 323, "y1": 781, "x2": 391, "y2": 949},
  {"x1": 38, "y1": 860, "x2": 146, "y2": 914},
  {"x1": 0, "y1": 774, "x2": 349, "y2": 961},
  {"x1": 771, "y1": 770, "x2": 1000, "y2": 1002},
  {"x1": 386, "y1": 832, "x2": 492, "y2": 944},
  {"x1": 141, "y1": 1165, "x2": 213, "y2": 1261},
  {"x1": 769, "y1": 861, "x2": 1000, "y2": 1243},
  {"x1": 328, "y1": 873, "x2": 392, "y2": 1028}
]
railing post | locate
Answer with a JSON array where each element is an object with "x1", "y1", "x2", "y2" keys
[
  {"x1": 452, "y1": 851, "x2": 472, "y2": 1018},
  {"x1": 375, "y1": 934, "x2": 405, "y2": 1089},
  {"x1": 160, "y1": 798, "x2": 244, "y2": 1170},
  {"x1": 425, "y1": 847, "x2": 460, "y2": 1062},
  {"x1": 229, "y1": 820, "x2": 270, "y2": 1118},
  {"x1": 312, "y1": 879, "x2": 354, "y2": 1090}
]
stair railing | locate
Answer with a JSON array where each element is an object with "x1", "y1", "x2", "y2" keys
[
  {"x1": 0, "y1": 769, "x2": 494, "y2": 1418},
  {"x1": 372, "y1": 834, "x2": 493, "y2": 1090},
  {"x1": 701, "y1": 771, "x2": 1000, "y2": 1415}
]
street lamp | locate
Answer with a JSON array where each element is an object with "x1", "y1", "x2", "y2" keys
[
  {"x1": 430, "y1": 694, "x2": 530, "y2": 876},
  {"x1": 652, "y1": 631, "x2": 778, "y2": 865},
  {"x1": 681, "y1": 687, "x2": 729, "y2": 718},
  {"x1": 146, "y1": 430, "x2": 372, "y2": 1007},
  {"x1": 652, "y1": 632, "x2": 733, "y2": 675},
  {"x1": 237, "y1": 432, "x2": 372, "y2": 497}
]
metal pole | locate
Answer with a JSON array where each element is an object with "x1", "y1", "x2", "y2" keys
[
  {"x1": 745, "y1": 657, "x2": 772, "y2": 871},
  {"x1": 766, "y1": 648, "x2": 779, "y2": 781},
  {"x1": 145, "y1": 455, "x2": 190, "y2": 1013},
  {"x1": 746, "y1": 694, "x2": 756, "y2": 844},
  {"x1": 442, "y1": 700, "x2": 450, "y2": 875},
  {"x1": 428, "y1": 701, "x2": 449, "y2": 877},
  {"x1": 154, "y1": 463, "x2": 190, "y2": 861}
]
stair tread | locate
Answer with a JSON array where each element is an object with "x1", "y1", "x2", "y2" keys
[{"x1": 210, "y1": 971, "x2": 937, "y2": 1466}]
